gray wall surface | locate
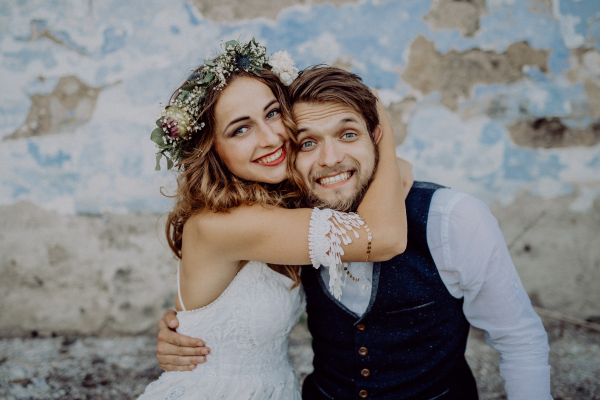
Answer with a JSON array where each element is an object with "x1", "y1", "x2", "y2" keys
[{"x1": 1, "y1": 0, "x2": 599, "y2": 335}]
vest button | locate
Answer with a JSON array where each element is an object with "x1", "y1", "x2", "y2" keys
[
  {"x1": 358, "y1": 347, "x2": 368, "y2": 356},
  {"x1": 361, "y1": 368, "x2": 371, "y2": 377},
  {"x1": 356, "y1": 324, "x2": 366, "y2": 331},
  {"x1": 359, "y1": 389, "x2": 369, "y2": 398}
]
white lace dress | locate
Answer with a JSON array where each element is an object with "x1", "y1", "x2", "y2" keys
[
  {"x1": 138, "y1": 261, "x2": 306, "y2": 400},
  {"x1": 138, "y1": 208, "x2": 363, "y2": 400}
]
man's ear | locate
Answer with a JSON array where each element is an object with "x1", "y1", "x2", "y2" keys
[{"x1": 372, "y1": 125, "x2": 383, "y2": 144}]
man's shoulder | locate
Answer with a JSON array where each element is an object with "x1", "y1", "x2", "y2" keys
[
  {"x1": 405, "y1": 181, "x2": 447, "y2": 211},
  {"x1": 407, "y1": 183, "x2": 491, "y2": 224},
  {"x1": 406, "y1": 182, "x2": 493, "y2": 231},
  {"x1": 411, "y1": 181, "x2": 447, "y2": 191},
  {"x1": 428, "y1": 187, "x2": 489, "y2": 218}
]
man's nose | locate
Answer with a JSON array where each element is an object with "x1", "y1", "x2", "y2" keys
[
  {"x1": 318, "y1": 139, "x2": 344, "y2": 167},
  {"x1": 257, "y1": 120, "x2": 281, "y2": 148}
]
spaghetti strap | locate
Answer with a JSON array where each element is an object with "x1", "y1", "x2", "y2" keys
[{"x1": 177, "y1": 261, "x2": 186, "y2": 312}]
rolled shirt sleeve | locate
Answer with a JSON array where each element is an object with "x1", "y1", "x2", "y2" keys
[{"x1": 428, "y1": 189, "x2": 552, "y2": 400}]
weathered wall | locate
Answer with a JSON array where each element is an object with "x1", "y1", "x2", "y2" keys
[
  {"x1": 1, "y1": 0, "x2": 599, "y2": 335},
  {"x1": 0, "y1": 201, "x2": 175, "y2": 336}
]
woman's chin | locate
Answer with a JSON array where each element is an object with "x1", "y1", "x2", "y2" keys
[
  {"x1": 236, "y1": 168, "x2": 288, "y2": 185},
  {"x1": 259, "y1": 174, "x2": 288, "y2": 185}
]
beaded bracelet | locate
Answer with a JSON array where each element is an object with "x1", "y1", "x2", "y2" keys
[{"x1": 343, "y1": 222, "x2": 372, "y2": 282}]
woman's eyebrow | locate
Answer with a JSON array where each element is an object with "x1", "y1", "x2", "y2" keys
[
  {"x1": 263, "y1": 99, "x2": 278, "y2": 111},
  {"x1": 224, "y1": 115, "x2": 250, "y2": 131},
  {"x1": 224, "y1": 100, "x2": 279, "y2": 132}
]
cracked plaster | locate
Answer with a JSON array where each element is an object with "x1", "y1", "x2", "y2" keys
[
  {"x1": 0, "y1": 202, "x2": 175, "y2": 337},
  {"x1": 5, "y1": 76, "x2": 102, "y2": 141},
  {"x1": 21, "y1": 19, "x2": 87, "y2": 55},
  {"x1": 2, "y1": 189, "x2": 599, "y2": 336},
  {"x1": 386, "y1": 97, "x2": 417, "y2": 147},
  {"x1": 401, "y1": 35, "x2": 549, "y2": 111},
  {"x1": 424, "y1": 0, "x2": 487, "y2": 37},
  {"x1": 490, "y1": 190, "x2": 600, "y2": 319},
  {"x1": 187, "y1": 0, "x2": 359, "y2": 22},
  {"x1": 566, "y1": 47, "x2": 600, "y2": 119},
  {"x1": 509, "y1": 117, "x2": 600, "y2": 149}
]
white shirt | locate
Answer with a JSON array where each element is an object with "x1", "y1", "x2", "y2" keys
[{"x1": 321, "y1": 188, "x2": 552, "y2": 400}]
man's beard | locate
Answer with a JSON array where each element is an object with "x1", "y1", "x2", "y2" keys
[{"x1": 304, "y1": 160, "x2": 375, "y2": 213}]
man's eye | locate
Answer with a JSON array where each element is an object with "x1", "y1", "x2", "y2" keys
[
  {"x1": 267, "y1": 109, "x2": 280, "y2": 119},
  {"x1": 342, "y1": 132, "x2": 357, "y2": 139},
  {"x1": 301, "y1": 141, "x2": 315, "y2": 149},
  {"x1": 233, "y1": 126, "x2": 248, "y2": 136}
]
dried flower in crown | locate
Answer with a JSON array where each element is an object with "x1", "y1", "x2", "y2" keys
[{"x1": 150, "y1": 38, "x2": 298, "y2": 171}]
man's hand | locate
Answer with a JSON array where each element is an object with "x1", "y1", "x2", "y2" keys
[
  {"x1": 156, "y1": 310, "x2": 211, "y2": 371},
  {"x1": 397, "y1": 158, "x2": 413, "y2": 199}
]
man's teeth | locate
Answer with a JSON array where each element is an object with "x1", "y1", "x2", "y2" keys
[
  {"x1": 256, "y1": 148, "x2": 283, "y2": 163},
  {"x1": 318, "y1": 171, "x2": 352, "y2": 186}
]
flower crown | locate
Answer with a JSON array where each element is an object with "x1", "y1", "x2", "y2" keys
[{"x1": 151, "y1": 38, "x2": 299, "y2": 170}]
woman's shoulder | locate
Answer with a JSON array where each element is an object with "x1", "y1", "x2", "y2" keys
[
  {"x1": 184, "y1": 204, "x2": 278, "y2": 240},
  {"x1": 193, "y1": 203, "x2": 288, "y2": 226}
]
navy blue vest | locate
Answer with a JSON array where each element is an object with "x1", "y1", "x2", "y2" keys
[{"x1": 301, "y1": 182, "x2": 478, "y2": 400}]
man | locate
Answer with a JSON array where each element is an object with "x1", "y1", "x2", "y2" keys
[{"x1": 155, "y1": 66, "x2": 552, "y2": 399}]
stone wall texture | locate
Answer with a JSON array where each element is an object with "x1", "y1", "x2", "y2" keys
[{"x1": 1, "y1": 0, "x2": 599, "y2": 335}]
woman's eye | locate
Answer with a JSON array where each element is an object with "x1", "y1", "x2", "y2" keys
[
  {"x1": 301, "y1": 141, "x2": 315, "y2": 149},
  {"x1": 342, "y1": 132, "x2": 357, "y2": 139},
  {"x1": 267, "y1": 108, "x2": 280, "y2": 119},
  {"x1": 233, "y1": 126, "x2": 248, "y2": 136}
]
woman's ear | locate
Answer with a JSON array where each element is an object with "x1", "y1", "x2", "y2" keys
[{"x1": 372, "y1": 125, "x2": 383, "y2": 144}]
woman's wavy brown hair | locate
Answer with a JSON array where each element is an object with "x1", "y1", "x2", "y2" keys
[{"x1": 164, "y1": 66, "x2": 300, "y2": 288}]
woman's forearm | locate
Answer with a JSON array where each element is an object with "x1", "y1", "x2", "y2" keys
[{"x1": 356, "y1": 99, "x2": 407, "y2": 260}]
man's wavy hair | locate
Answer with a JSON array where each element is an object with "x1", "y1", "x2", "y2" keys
[
  {"x1": 164, "y1": 67, "x2": 300, "y2": 287},
  {"x1": 286, "y1": 65, "x2": 380, "y2": 209}
]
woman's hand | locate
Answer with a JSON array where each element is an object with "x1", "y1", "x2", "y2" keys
[
  {"x1": 372, "y1": 89, "x2": 413, "y2": 198},
  {"x1": 371, "y1": 89, "x2": 393, "y2": 142},
  {"x1": 397, "y1": 157, "x2": 413, "y2": 199}
]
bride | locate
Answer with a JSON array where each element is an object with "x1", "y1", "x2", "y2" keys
[{"x1": 138, "y1": 39, "x2": 410, "y2": 399}]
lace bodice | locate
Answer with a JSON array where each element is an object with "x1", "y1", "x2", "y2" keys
[{"x1": 139, "y1": 261, "x2": 305, "y2": 399}]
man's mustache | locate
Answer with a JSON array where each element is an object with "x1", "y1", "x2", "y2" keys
[{"x1": 308, "y1": 162, "x2": 361, "y2": 183}]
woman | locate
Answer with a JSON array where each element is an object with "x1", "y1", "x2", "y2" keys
[{"x1": 139, "y1": 39, "x2": 409, "y2": 399}]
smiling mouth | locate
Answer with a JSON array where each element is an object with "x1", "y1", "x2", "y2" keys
[
  {"x1": 253, "y1": 146, "x2": 285, "y2": 165},
  {"x1": 316, "y1": 171, "x2": 354, "y2": 187}
]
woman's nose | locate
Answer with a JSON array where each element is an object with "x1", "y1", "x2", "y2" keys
[{"x1": 257, "y1": 121, "x2": 282, "y2": 148}]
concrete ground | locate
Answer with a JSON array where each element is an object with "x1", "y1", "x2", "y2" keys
[{"x1": 0, "y1": 314, "x2": 598, "y2": 400}]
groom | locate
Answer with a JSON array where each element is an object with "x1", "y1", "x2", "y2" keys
[{"x1": 155, "y1": 66, "x2": 552, "y2": 399}]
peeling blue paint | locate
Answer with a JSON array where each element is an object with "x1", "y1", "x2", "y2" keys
[
  {"x1": 557, "y1": 0, "x2": 600, "y2": 41},
  {"x1": 0, "y1": 0, "x2": 599, "y2": 214},
  {"x1": 183, "y1": 1, "x2": 200, "y2": 26},
  {"x1": 3, "y1": 48, "x2": 57, "y2": 70},
  {"x1": 502, "y1": 147, "x2": 564, "y2": 182},
  {"x1": 480, "y1": 122, "x2": 503, "y2": 146},
  {"x1": 101, "y1": 27, "x2": 127, "y2": 54},
  {"x1": 12, "y1": 185, "x2": 30, "y2": 198},
  {"x1": 27, "y1": 142, "x2": 71, "y2": 168}
]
